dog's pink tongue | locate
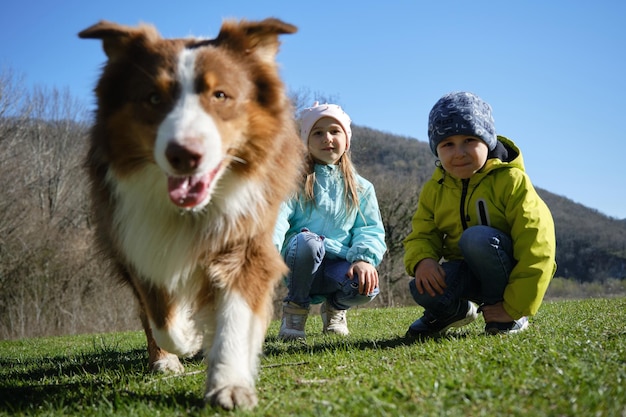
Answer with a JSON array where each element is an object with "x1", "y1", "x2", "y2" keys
[{"x1": 168, "y1": 175, "x2": 210, "y2": 208}]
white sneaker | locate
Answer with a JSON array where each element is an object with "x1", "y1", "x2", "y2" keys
[
  {"x1": 279, "y1": 302, "x2": 309, "y2": 340},
  {"x1": 485, "y1": 316, "x2": 529, "y2": 335},
  {"x1": 321, "y1": 302, "x2": 349, "y2": 336}
]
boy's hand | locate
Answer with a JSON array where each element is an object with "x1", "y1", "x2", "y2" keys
[
  {"x1": 479, "y1": 302, "x2": 514, "y2": 323},
  {"x1": 414, "y1": 258, "x2": 446, "y2": 297},
  {"x1": 347, "y1": 260, "x2": 379, "y2": 295}
]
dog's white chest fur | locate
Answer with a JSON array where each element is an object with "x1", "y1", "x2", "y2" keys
[
  {"x1": 108, "y1": 165, "x2": 264, "y2": 290},
  {"x1": 109, "y1": 166, "x2": 202, "y2": 289}
]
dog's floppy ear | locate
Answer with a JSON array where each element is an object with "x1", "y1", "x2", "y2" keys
[
  {"x1": 215, "y1": 18, "x2": 297, "y2": 65},
  {"x1": 78, "y1": 20, "x2": 161, "y2": 61}
]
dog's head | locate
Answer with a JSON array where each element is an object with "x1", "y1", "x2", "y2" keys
[{"x1": 80, "y1": 18, "x2": 297, "y2": 211}]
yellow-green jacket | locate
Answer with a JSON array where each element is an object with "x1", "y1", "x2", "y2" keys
[{"x1": 403, "y1": 135, "x2": 556, "y2": 319}]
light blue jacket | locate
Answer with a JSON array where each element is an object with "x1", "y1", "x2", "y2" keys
[{"x1": 273, "y1": 164, "x2": 387, "y2": 266}]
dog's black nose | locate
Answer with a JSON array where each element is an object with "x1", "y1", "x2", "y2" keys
[{"x1": 165, "y1": 142, "x2": 203, "y2": 173}]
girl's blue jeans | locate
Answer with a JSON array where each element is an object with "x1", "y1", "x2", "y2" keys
[
  {"x1": 409, "y1": 225, "x2": 515, "y2": 318},
  {"x1": 282, "y1": 229, "x2": 379, "y2": 310}
]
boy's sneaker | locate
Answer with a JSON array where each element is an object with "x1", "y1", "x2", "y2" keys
[
  {"x1": 405, "y1": 300, "x2": 478, "y2": 339},
  {"x1": 278, "y1": 302, "x2": 309, "y2": 340},
  {"x1": 321, "y1": 301, "x2": 349, "y2": 336},
  {"x1": 485, "y1": 316, "x2": 529, "y2": 335}
]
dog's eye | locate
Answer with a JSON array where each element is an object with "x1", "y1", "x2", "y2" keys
[
  {"x1": 148, "y1": 93, "x2": 162, "y2": 105},
  {"x1": 213, "y1": 91, "x2": 227, "y2": 101}
]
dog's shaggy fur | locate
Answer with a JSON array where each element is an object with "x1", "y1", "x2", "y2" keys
[{"x1": 79, "y1": 18, "x2": 302, "y2": 410}]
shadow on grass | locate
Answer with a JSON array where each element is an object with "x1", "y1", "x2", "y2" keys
[
  {"x1": 263, "y1": 330, "x2": 473, "y2": 357},
  {"x1": 0, "y1": 331, "x2": 474, "y2": 413},
  {"x1": 0, "y1": 346, "x2": 205, "y2": 413}
]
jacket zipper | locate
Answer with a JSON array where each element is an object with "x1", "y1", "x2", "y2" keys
[
  {"x1": 478, "y1": 200, "x2": 488, "y2": 225},
  {"x1": 460, "y1": 179, "x2": 469, "y2": 230}
]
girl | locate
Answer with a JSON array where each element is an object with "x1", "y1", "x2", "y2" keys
[{"x1": 273, "y1": 102, "x2": 387, "y2": 340}]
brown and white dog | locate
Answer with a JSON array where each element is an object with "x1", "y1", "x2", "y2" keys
[{"x1": 78, "y1": 18, "x2": 302, "y2": 410}]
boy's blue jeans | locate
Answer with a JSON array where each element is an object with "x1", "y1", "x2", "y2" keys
[
  {"x1": 409, "y1": 225, "x2": 515, "y2": 318},
  {"x1": 282, "y1": 229, "x2": 379, "y2": 310}
]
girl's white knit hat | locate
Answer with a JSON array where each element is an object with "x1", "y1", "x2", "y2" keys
[{"x1": 299, "y1": 102, "x2": 353, "y2": 150}]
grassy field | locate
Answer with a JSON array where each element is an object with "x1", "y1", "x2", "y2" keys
[{"x1": 1, "y1": 297, "x2": 624, "y2": 416}]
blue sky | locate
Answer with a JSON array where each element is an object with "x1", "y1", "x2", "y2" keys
[{"x1": 1, "y1": 1, "x2": 625, "y2": 219}]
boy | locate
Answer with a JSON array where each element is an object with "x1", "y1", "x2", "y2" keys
[{"x1": 404, "y1": 91, "x2": 556, "y2": 337}]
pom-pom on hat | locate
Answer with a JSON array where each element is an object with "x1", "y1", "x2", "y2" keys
[
  {"x1": 299, "y1": 102, "x2": 353, "y2": 150},
  {"x1": 428, "y1": 91, "x2": 497, "y2": 156}
]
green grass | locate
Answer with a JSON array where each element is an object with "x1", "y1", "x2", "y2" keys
[{"x1": 1, "y1": 298, "x2": 625, "y2": 416}]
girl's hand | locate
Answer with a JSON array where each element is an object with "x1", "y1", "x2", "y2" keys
[
  {"x1": 347, "y1": 260, "x2": 379, "y2": 295},
  {"x1": 414, "y1": 258, "x2": 446, "y2": 297}
]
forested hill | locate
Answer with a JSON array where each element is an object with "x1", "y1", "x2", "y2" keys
[
  {"x1": 349, "y1": 126, "x2": 626, "y2": 282},
  {"x1": 1, "y1": 76, "x2": 624, "y2": 339},
  {"x1": 1, "y1": 113, "x2": 625, "y2": 340}
]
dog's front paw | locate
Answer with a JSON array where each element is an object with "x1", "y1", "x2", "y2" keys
[
  {"x1": 150, "y1": 352, "x2": 184, "y2": 374},
  {"x1": 205, "y1": 385, "x2": 258, "y2": 410}
]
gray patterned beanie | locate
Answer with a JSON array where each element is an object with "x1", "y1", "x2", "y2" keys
[{"x1": 428, "y1": 91, "x2": 497, "y2": 156}]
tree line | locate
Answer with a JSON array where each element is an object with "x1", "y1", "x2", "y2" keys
[{"x1": 1, "y1": 71, "x2": 625, "y2": 340}]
